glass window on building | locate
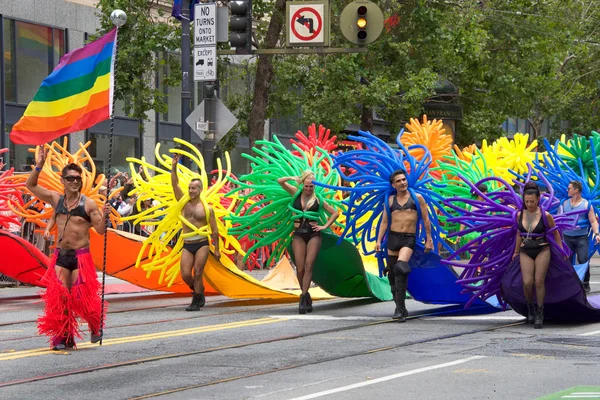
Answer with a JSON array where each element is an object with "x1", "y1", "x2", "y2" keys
[
  {"x1": 13, "y1": 21, "x2": 65, "y2": 104},
  {"x1": 4, "y1": 20, "x2": 16, "y2": 102},
  {"x1": 113, "y1": 98, "x2": 129, "y2": 118},
  {"x1": 159, "y1": 54, "x2": 181, "y2": 124},
  {"x1": 88, "y1": 133, "x2": 139, "y2": 176}
]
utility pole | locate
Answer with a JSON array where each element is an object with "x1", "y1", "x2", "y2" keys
[{"x1": 181, "y1": 0, "x2": 192, "y2": 168}]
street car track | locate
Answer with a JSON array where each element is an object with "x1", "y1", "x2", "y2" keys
[{"x1": 0, "y1": 304, "x2": 520, "y2": 391}]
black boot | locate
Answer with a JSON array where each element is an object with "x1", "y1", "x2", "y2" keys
[
  {"x1": 394, "y1": 274, "x2": 408, "y2": 323},
  {"x1": 198, "y1": 291, "x2": 206, "y2": 308},
  {"x1": 299, "y1": 293, "x2": 307, "y2": 314},
  {"x1": 534, "y1": 305, "x2": 544, "y2": 329},
  {"x1": 392, "y1": 291, "x2": 402, "y2": 319},
  {"x1": 186, "y1": 294, "x2": 202, "y2": 311},
  {"x1": 526, "y1": 302, "x2": 535, "y2": 324},
  {"x1": 398, "y1": 308, "x2": 408, "y2": 323},
  {"x1": 305, "y1": 292, "x2": 313, "y2": 313}
]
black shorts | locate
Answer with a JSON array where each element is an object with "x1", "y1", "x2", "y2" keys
[
  {"x1": 55, "y1": 249, "x2": 78, "y2": 271},
  {"x1": 387, "y1": 231, "x2": 416, "y2": 251},
  {"x1": 520, "y1": 239, "x2": 549, "y2": 260},
  {"x1": 294, "y1": 220, "x2": 321, "y2": 244},
  {"x1": 294, "y1": 230, "x2": 321, "y2": 244},
  {"x1": 183, "y1": 240, "x2": 209, "y2": 255}
]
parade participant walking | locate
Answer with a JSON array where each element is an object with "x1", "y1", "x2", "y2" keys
[
  {"x1": 27, "y1": 147, "x2": 108, "y2": 350},
  {"x1": 376, "y1": 169, "x2": 433, "y2": 322},
  {"x1": 278, "y1": 170, "x2": 339, "y2": 314},
  {"x1": 513, "y1": 182, "x2": 564, "y2": 329},
  {"x1": 171, "y1": 154, "x2": 220, "y2": 311},
  {"x1": 559, "y1": 180, "x2": 600, "y2": 293}
]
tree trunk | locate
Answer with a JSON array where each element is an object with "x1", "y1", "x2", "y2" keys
[
  {"x1": 360, "y1": 105, "x2": 374, "y2": 133},
  {"x1": 247, "y1": 0, "x2": 287, "y2": 149},
  {"x1": 527, "y1": 117, "x2": 543, "y2": 140}
]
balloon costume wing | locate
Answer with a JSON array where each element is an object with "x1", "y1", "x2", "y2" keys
[
  {"x1": 123, "y1": 138, "x2": 240, "y2": 287},
  {"x1": 443, "y1": 173, "x2": 572, "y2": 309},
  {"x1": 557, "y1": 131, "x2": 600, "y2": 184},
  {"x1": 227, "y1": 135, "x2": 342, "y2": 267},
  {"x1": 519, "y1": 138, "x2": 600, "y2": 258},
  {"x1": 320, "y1": 129, "x2": 449, "y2": 275}
]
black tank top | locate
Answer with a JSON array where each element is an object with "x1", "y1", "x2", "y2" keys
[
  {"x1": 55, "y1": 194, "x2": 91, "y2": 222},
  {"x1": 390, "y1": 195, "x2": 417, "y2": 212},
  {"x1": 518, "y1": 211, "x2": 545, "y2": 235},
  {"x1": 293, "y1": 191, "x2": 319, "y2": 213}
]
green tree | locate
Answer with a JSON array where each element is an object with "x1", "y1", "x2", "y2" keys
[
  {"x1": 267, "y1": 0, "x2": 600, "y2": 146},
  {"x1": 94, "y1": 0, "x2": 181, "y2": 132}
]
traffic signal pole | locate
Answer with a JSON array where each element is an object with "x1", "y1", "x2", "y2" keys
[
  {"x1": 181, "y1": 0, "x2": 192, "y2": 168},
  {"x1": 203, "y1": 82, "x2": 216, "y2": 172}
]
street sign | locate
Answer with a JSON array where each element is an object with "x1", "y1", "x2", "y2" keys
[
  {"x1": 213, "y1": 97, "x2": 238, "y2": 142},
  {"x1": 194, "y1": 3, "x2": 217, "y2": 46},
  {"x1": 185, "y1": 98, "x2": 239, "y2": 143},
  {"x1": 186, "y1": 103, "x2": 207, "y2": 141},
  {"x1": 196, "y1": 121, "x2": 209, "y2": 131},
  {"x1": 286, "y1": 1, "x2": 330, "y2": 47},
  {"x1": 194, "y1": 46, "x2": 217, "y2": 82}
]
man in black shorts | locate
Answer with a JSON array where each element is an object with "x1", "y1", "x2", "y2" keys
[
  {"x1": 171, "y1": 154, "x2": 220, "y2": 311},
  {"x1": 376, "y1": 169, "x2": 433, "y2": 322}
]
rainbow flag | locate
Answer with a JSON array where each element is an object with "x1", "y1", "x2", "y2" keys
[{"x1": 10, "y1": 29, "x2": 117, "y2": 145}]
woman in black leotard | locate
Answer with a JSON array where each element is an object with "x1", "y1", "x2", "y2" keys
[
  {"x1": 277, "y1": 171, "x2": 339, "y2": 314},
  {"x1": 512, "y1": 182, "x2": 563, "y2": 329}
]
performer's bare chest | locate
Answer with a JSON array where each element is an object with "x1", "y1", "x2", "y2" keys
[{"x1": 183, "y1": 202, "x2": 206, "y2": 223}]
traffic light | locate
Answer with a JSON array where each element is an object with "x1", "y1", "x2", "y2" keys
[
  {"x1": 229, "y1": 0, "x2": 252, "y2": 54},
  {"x1": 340, "y1": 1, "x2": 384, "y2": 45},
  {"x1": 356, "y1": 5, "x2": 368, "y2": 41}
]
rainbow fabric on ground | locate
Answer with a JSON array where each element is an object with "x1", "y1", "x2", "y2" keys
[{"x1": 10, "y1": 29, "x2": 117, "y2": 145}]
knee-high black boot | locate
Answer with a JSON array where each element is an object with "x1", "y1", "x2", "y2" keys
[
  {"x1": 394, "y1": 274, "x2": 409, "y2": 323},
  {"x1": 534, "y1": 305, "x2": 544, "y2": 329},
  {"x1": 526, "y1": 302, "x2": 535, "y2": 324}
]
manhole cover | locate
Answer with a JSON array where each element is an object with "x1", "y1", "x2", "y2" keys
[{"x1": 539, "y1": 337, "x2": 600, "y2": 347}]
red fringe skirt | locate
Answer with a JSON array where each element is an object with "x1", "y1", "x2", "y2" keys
[{"x1": 37, "y1": 248, "x2": 107, "y2": 348}]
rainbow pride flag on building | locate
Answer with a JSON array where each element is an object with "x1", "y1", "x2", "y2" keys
[{"x1": 10, "y1": 29, "x2": 117, "y2": 145}]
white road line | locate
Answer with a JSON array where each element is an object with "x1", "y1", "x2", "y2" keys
[
  {"x1": 270, "y1": 315, "x2": 387, "y2": 321},
  {"x1": 579, "y1": 330, "x2": 600, "y2": 336},
  {"x1": 286, "y1": 355, "x2": 486, "y2": 400},
  {"x1": 562, "y1": 395, "x2": 600, "y2": 398}
]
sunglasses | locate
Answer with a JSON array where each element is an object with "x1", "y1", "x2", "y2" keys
[{"x1": 64, "y1": 176, "x2": 82, "y2": 183}]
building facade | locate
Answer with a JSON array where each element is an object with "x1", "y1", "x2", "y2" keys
[{"x1": 0, "y1": 0, "x2": 258, "y2": 176}]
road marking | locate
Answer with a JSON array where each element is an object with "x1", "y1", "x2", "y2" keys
[
  {"x1": 0, "y1": 317, "x2": 282, "y2": 361},
  {"x1": 286, "y1": 355, "x2": 486, "y2": 400},
  {"x1": 423, "y1": 316, "x2": 524, "y2": 321},
  {"x1": 537, "y1": 386, "x2": 600, "y2": 399},
  {"x1": 579, "y1": 330, "x2": 600, "y2": 336},
  {"x1": 270, "y1": 315, "x2": 386, "y2": 321}
]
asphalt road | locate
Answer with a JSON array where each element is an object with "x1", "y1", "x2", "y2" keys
[{"x1": 1, "y1": 267, "x2": 600, "y2": 400}]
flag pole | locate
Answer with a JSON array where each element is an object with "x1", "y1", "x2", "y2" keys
[{"x1": 99, "y1": 10, "x2": 127, "y2": 346}]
